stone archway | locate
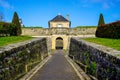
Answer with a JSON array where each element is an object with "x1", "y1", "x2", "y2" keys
[
  {"x1": 56, "y1": 37, "x2": 63, "y2": 49},
  {"x1": 51, "y1": 35, "x2": 69, "y2": 50}
]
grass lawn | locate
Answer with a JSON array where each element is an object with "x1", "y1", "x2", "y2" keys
[
  {"x1": 76, "y1": 26, "x2": 97, "y2": 28},
  {"x1": 0, "y1": 36, "x2": 33, "y2": 46},
  {"x1": 82, "y1": 38, "x2": 120, "y2": 51}
]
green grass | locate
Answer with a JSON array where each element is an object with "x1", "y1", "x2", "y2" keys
[
  {"x1": 75, "y1": 26, "x2": 97, "y2": 28},
  {"x1": 82, "y1": 38, "x2": 120, "y2": 50},
  {"x1": 0, "y1": 36, "x2": 33, "y2": 46},
  {"x1": 24, "y1": 26, "x2": 43, "y2": 28}
]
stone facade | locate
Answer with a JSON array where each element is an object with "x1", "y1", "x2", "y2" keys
[
  {"x1": 49, "y1": 22, "x2": 70, "y2": 28},
  {"x1": 0, "y1": 38, "x2": 48, "y2": 80},
  {"x1": 69, "y1": 38, "x2": 120, "y2": 80}
]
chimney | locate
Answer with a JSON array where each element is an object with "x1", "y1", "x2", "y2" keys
[{"x1": 66, "y1": 14, "x2": 69, "y2": 20}]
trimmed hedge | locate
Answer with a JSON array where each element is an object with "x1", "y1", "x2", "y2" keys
[
  {"x1": 0, "y1": 22, "x2": 17, "y2": 36},
  {"x1": 96, "y1": 21, "x2": 120, "y2": 39}
]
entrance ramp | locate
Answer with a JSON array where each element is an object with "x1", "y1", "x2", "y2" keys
[{"x1": 23, "y1": 50, "x2": 90, "y2": 80}]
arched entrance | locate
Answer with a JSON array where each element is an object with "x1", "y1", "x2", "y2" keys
[
  {"x1": 56, "y1": 37, "x2": 63, "y2": 49},
  {"x1": 51, "y1": 35, "x2": 68, "y2": 50}
]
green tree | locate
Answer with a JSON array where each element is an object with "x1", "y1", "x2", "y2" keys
[
  {"x1": 12, "y1": 12, "x2": 21, "y2": 36},
  {"x1": 98, "y1": 13, "x2": 105, "y2": 26}
]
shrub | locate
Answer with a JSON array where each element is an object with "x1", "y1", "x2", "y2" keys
[
  {"x1": 0, "y1": 22, "x2": 17, "y2": 36},
  {"x1": 96, "y1": 21, "x2": 120, "y2": 39}
]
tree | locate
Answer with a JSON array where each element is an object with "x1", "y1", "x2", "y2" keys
[
  {"x1": 98, "y1": 13, "x2": 105, "y2": 26},
  {"x1": 12, "y1": 12, "x2": 21, "y2": 36}
]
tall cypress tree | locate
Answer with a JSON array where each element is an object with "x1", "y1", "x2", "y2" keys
[
  {"x1": 12, "y1": 12, "x2": 21, "y2": 36},
  {"x1": 98, "y1": 13, "x2": 105, "y2": 26}
]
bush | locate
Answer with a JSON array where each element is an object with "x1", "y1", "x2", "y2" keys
[
  {"x1": 96, "y1": 21, "x2": 120, "y2": 39},
  {"x1": 0, "y1": 22, "x2": 17, "y2": 36}
]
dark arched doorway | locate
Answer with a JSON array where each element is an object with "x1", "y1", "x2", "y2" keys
[{"x1": 56, "y1": 37, "x2": 63, "y2": 49}]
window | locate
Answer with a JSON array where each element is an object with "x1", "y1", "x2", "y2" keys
[{"x1": 57, "y1": 24, "x2": 62, "y2": 27}]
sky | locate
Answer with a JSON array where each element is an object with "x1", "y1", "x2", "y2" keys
[{"x1": 0, "y1": 0, "x2": 120, "y2": 28}]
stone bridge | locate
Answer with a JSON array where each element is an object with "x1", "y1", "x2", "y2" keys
[
  {"x1": 0, "y1": 37, "x2": 120, "y2": 80},
  {"x1": 0, "y1": 27, "x2": 119, "y2": 80}
]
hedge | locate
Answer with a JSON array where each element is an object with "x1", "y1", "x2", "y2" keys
[
  {"x1": 96, "y1": 21, "x2": 120, "y2": 39},
  {"x1": 0, "y1": 22, "x2": 17, "y2": 36}
]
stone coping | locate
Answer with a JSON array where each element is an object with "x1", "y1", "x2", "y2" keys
[{"x1": 0, "y1": 37, "x2": 45, "y2": 54}]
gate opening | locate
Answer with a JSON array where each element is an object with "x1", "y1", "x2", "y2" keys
[{"x1": 56, "y1": 37, "x2": 63, "y2": 49}]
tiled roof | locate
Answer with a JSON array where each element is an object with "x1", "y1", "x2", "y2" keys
[{"x1": 49, "y1": 15, "x2": 69, "y2": 22}]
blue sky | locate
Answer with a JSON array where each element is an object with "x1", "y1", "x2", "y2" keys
[{"x1": 0, "y1": 0, "x2": 120, "y2": 28}]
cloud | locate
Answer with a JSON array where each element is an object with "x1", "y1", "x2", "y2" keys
[{"x1": 0, "y1": 0, "x2": 13, "y2": 9}]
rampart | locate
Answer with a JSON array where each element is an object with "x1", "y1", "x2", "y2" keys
[{"x1": 22, "y1": 27, "x2": 96, "y2": 36}]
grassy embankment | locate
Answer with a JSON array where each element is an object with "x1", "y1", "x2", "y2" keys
[
  {"x1": 0, "y1": 36, "x2": 33, "y2": 46},
  {"x1": 82, "y1": 38, "x2": 120, "y2": 51}
]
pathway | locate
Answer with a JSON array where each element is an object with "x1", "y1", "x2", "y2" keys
[{"x1": 30, "y1": 50, "x2": 80, "y2": 80}]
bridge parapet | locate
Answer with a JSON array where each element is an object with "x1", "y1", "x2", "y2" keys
[
  {"x1": 69, "y1": 38, "x2": 120, "y2": 79},
  {"x1": 0, "y1": 38, "x2": 48, "y2": 80}
]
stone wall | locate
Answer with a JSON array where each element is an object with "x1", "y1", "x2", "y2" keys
[
  {"x1": 22, "y1": 27, "x2": 96, "y2": 36},
  {"x1": 69, "y1": 38, "x2": 120, "y2": 80},
  {"x1": 0, "y1": 38, "x2": 48, "y2": 80},
  {"x1": 22, "y1": 28, "x2": 50, "y2": 36}
]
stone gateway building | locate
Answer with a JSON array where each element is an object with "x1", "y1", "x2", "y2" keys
[{"x1": 49, "y1": 14, "x2": 71, "y2": 49}]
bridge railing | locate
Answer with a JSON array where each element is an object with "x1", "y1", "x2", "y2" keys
[
  {"x1": 69, "y1": 38, "x2": 120, "y2": 80},
  {"x1": 0, "y1": 38, "x2": 48, "y2": 80}
]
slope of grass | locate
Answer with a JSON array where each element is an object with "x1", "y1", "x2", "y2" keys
[
  {"x1": 82, "y1": 38, "x2": 120, "y2": 50},
  {"x1": 0, "y1": 36, "x2": 33, "y2": 46}
]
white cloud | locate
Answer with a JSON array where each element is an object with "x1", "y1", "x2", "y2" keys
[{"x1": 0, "y1": 0, "x2": 13, "y2": 9}]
